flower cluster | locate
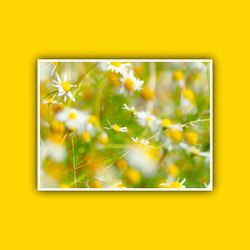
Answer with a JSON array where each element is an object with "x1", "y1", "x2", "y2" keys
[{"x1": 39, "y1": 60, "x2": 211, "y2": 189}]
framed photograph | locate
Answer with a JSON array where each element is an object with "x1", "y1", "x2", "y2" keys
[{"x1": 38, "y1": 59, "x2": 213, "y2": 191}]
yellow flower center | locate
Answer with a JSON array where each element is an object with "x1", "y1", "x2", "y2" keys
[
  {"x1": 99, "y1": 133, "x2": 109, "y2": 144},
  {"x1": 168, "y1": 164, "x2": 180, "y2": 177},
  {"x1": 88, "y1": 115, "x2": 99, "y2": 126},
  {"x1": 115, "y1": 159, "x2": 128, "y2": 171},
  {"x1": 173, "y1": 70, "x2": 184, "y2": 81},
  {"x1": 166, "y1": 129, "x2": 183, "y2": 143},
  {"x1": 61, "y1": 81, "x2": 71, "y2": 92},
  {"x1": 124, "y1": 78, "x2": 134, "y2": 91},
  {"x1": 82, "y1": 131, "x2": 91, "y2": 142},
  {"x1": 169, "y1": 181, "x2": 182, "y2": 188},
  {"x1": 134, "y1": 64, "x2": 144, "y2": 76},
  {"x1": 126, "y1": 169, "x2": 141, "y2": 184},
  {"x1": 184, "y1": 131, "x2": 198, "y2": 145},
  {"x1": 68, "y1": 112, "x2": 77, "y2": 120},
  {"x1": 111, "y1": 124, "x2": 121, "y2": 132},
  {"x1": 51, "y1": 120, "x2": 65, "y2": 134},
  {"x1": 90, "y1": 180, "x2": 103, "y2": 188},
  {"x1": 162, "y1": 118, "x2": 172, "y2": 128},
  {"x1": 183, "y1": 89, "x2": 195, "y2": 102},
  {"x1": 141, "y1": 87, "x2": 155, "y2": 101},
  {"x1": 111, "y1": 62, "x2": 122, "y2": 67},
  {"x1": 108, "y1": 72, "x2": 120, "y2": 87},
  {"x1": 48, "y1": 133, "x2": 63, "y2": 144}
]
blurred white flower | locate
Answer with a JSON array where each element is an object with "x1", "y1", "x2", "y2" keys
[
  {"x1": 52, "y1": 73, "x2": 76, "y2": 102},
  {"x1": 40, "y1": 62, "x2": 58, "y2": 82},
  {"x1": 131, "y1": 137, "x2": 149, "y2": 146},
  {"x1": 136, "y1": 111, "x2": 160, "y2": 131},
  {"x1": 77, "y1": 115, "x2": 99, "y2": 136},
  {"x1": 41, "y1": 139, "x2": 67, "y2": 163},
  {"x1": 119, "y1": 70, "x2": 144, "y2": 93},
  {"x1": 99, "y1": 61, "x2": 130, "y2": 75},
  {"x1": 56, "y1": 108, "x2": 88, "y2": 131},
  {"x1": 188, "y1": 62, "x2": 207, "y2": 72},
  {"x1": 40, "y1": 169, "x2": 59, "y2": 188},
  {"x1": 126, "y1": 144, "x2": 158, "y2": 177},
  {"x1": 95, "y1": 166, "x2": 126, "y2": 188}
]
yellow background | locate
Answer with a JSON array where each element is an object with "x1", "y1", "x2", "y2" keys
[{"x1": 1, "y1": 0, "x2": 249, "y2": 249}]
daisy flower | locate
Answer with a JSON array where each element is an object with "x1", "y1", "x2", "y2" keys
[
  {"x1": 159, "y1": 178, "x2": 186, "y2": 188},
  {"x1": 119, "y1": 70, "x2": 144, "y2": 93},
  {"x1": 41, "y1": 94, "x2": 60, "y2": 104},
  {"x1": 131, "y1": 137, "x2": 149, "y2": 146},
  {"x1": 52, "y1": 73, "x2": 76, "y2": 102},
  {"x1": 99, "y1": 61, "x2": 130, "y2": 75},
  {"x1": 136, "y1": 111, "x2": 159, "y2": 131},
  {"x1": 122, "y1": 104, "x2": 137, "y2": 115},
  {"x1": 105, "y1": 122, "x2": 128, "y2": 133},
  {"x1": 55, "y1": 108, "x2": 88, "y2": 131},
  {"x1": 77, "y1": 115, "x2": 99, "y2": 136}
]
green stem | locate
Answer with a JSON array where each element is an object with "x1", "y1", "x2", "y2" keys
[{"x1": 41, "y1": 90, "x2": 57, "y2": 102}]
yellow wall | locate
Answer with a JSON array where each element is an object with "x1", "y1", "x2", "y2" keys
[{"x1": 1, "y1": 0, "x2": 249, "y2": 249}]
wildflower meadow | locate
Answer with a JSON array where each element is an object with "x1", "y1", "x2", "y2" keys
[{"x1": 38, "y1": 60, "x2": 212, "y2": 190}]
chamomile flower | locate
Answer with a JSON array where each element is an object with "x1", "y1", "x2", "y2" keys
[
  {"x1": 99, "y1": 61, "x2": 130, "y2": 75},
  {"x1": 41, "y1": 138, "x2": 67, "y2": 163},
  {"x1": 125, "y1": 142, "x2": 159, "y2": 177},
  {"x1": 159, "y1": 178, "x2": 186, "y2": 188},
  {"x1": 105, "y1": 123, "x2": 128, "y2": 133},
  {"x1": 119, "y1": 70, "x2": 144, "y2": 94},
  {"x1": 55, "y1": 108, "x2": 88, "y2": 131},
  {"x1": 41, "y1": 95, "x2": 60, "y2": 104},
  {"x1": 131, "y1": 137, "x2": 150, "y2": 146},
  {"x1": 78, "y1": 115, "x2": 99, "y2": 136},
  {"x1": 52, "y1": 73, "x2": 76, "y2": 102},
  {"x1": 165, "y1": 124, "x2": 183, "y2": 142},
  {"x1": 162, "y1": 124, "x2": 183, "y2": 151},
  {"x1": 136, "y1": 111, "x2": 160, "y2": 131},
  {"x1": 122, "y1": 104, "x2": 137, "y2": 115}
]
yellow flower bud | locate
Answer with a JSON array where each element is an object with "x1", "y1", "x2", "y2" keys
[
  {"x1": 126, "y1": 169, "x2": 141, "y2": 184},
  {"x1": 173, "y1": 70, "x2": 184, "y2": 81},
  {"x1": 82, "y1": 131, "x2": 91, "y2": 143},
  {"x1": 166, "y1": 129, "x2": 183, "y2": 143},
  {"x1": 161, "y1": 118, "x2": 172, "y2": 128},
  {"x1": 115, "y1": 159, "x2": 128, "y2": 171},
  {"x1": 168, "y1": 164, "x2": 180, "y2": 177},
  {"x1": 184, "y1": 131, "x2": 198, "y2": 145},
  {"x1": 183, "y1": 89, "x2": 195, "y2": 102},
  {"x1": 141, "y1": 86, "x2": 155, "y2": 101}
]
